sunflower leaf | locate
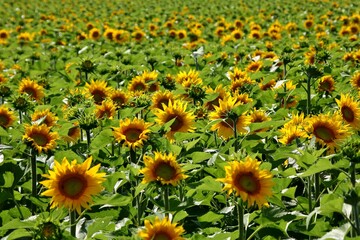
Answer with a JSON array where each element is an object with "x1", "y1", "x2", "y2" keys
[{"x1": 198, "y1": 211, "x2": 223, "y2": 222}]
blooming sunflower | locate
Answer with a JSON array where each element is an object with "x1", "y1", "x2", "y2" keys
[
  {"x1": 175, "y1": 69, "x2": 203, "y2": 89},
  {"x1": 154, "y1": 100, "x2": 196, "y2": 141},
  {"x1": 132, "y1": 29, "x2": 146, "y2": 42},
  {"x1": 85, "y1": 80, "x2": 111, "y2": 104},
  {"x1": 246, "y1": 61, "x2": 263, "y2": 73},
  {"x1": 23, "y1": 124, "x2": 59, "y2": 153},
  {"x1": 250, "y1": 108, "x2": 271, "y2": 132},
  {"x1": 140, "y1": 152, "x2": 187, "y2": 186},
  {"x1": 204, "y1": 85, "x2": 230, "y2": 111},
  {"x1": 138, "y1": 217, "x2": 185, "y2": 240},
  {"x1": 233, "y1": 92, "x2": 253, "y2": 104},
  {"x1": 89, "y1": 28, "x2": 101, "y2": 41},
  {"x1": 279, "y1": 126, "x2": 308, "y2": 145},
  {"x1": 63, "y1": 123, "x2": 81, "y2": 143},
  {"x1": 305, "y1": 113, "x2": 350, "y2": 152},
  {"x1": 19, "y1": 78, "x2": 45, "y2": 101},
  {"x1": 0, "y1": 105, "x2": 16, "y2": 128},
  {"x1": 40, "y1": 156, "x2": 106, "y2": 214},
  {"x1": 151, "y1": 90, "x2": 175, "y2": 110},
  {"x1": 318, "y1": 75, "x2": 335, "y2": 93},
  {"x1": 128, "y1": 76, "x2": 148, "y2": 95},
  {"x1": 31, "y1": 109, "x2": 58, "y2": 127},
  {"x1": 217, "y1": 156, "x2": 273, "y2": 207},
  {"x1": 113, "y1": 118, "x2": 152, "y2": 150},
  {"x1": 109, "y1": 89, "x2": 130, "y2": 109},
  {"x1": 336, "y1": 94, "x2": 360, "y2": 130},
  {"x1": 209, "y1": 96, "x2": 251, "y2": 139},
  {"x1": 351, "y1": 72, "x2": 360, "y2": 90},
  {"x1": 95, "y1": 99, "x2": 116, "y2": 119}
]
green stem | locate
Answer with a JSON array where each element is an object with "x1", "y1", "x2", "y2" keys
[
  {"x1": 70, "y1": 210, "x2": 76, "y2": 237},
  {"x1": 308, "y1": 176, "x2": 312, "y2": 213},
  {"x1": 234, "y1": 118, "x2": 239, "y2": 153},
  {"x1": 164, "y1": 185, "x2": 170, "y2": 217},
  {"x1": 136, "y1": 192, "x2": 142, "y2": 226},
  {"x1": 31, "y1": 150, "x2": 37, "y2": 214},
  {"x1": 85, "y1": 129, "x2": 91, "y2": 152},
  {"x1": 306, "y1": 76, "x2": 311, "y2": 116},
  {"x1": 238, "y1": 198, "x2": 245, "y2": 240},
  {"x1": 13, "y1": 193, "x2": 24, "y2": 220},
  {"x1": 129, "y1": 148, "x2": 136, "y2": 163},
  {"x1": 350, "y1": 162, "x2": 356, "y2": 187},
  {"x1": 314, "y1": 173, "x2": 320, "y2": 207},
  {"x1": 19, "y1": 110, "x2": 22, "y2": 124}
]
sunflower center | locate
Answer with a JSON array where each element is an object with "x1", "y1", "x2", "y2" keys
[
  {"x1": 153, "y1": 232, "x2": 171, "y2": 240},
  {"x1": 0, "y1": 114, "x2": 9, "y2": 126},
  {"x1": 59, "y1": 174, "x2": 87, "y2": 199},
  {"x1": 237, "y1": 173, "x2": 260, "y2": 194},
  {"x1": 155, "y1": 162, "x2": 176, "y2": 181},
  {"x1": 341, "y1": 106, "x2": 355, "y2": 122},
  {"x1": 23, "y1": 87, "x2": 37, "y2": 98},
  {"x1": 31, "y1": 133, "x2": 49, "y2": 146},
  {"x1": 320, "y1": 81, "x2": 330, "y2": 91},
  {"x1": 124, "y1": 128, "x2": 142, "y2": 142},
  {"x1": 168, "y1": 116, "x2": 183, "y2": 131},
  {"x1": 133, "y1": 82, "x2": 146, "y2": 91},
  {"x1": 92, "y1": 90, "x2": 106, "y2": 104},
  {"x1": 314, "y1": 126, "x2": 335, "y2": 142}
]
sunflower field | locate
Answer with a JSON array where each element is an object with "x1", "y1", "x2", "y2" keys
[{"x1": 0, "y1": 0, "x2": 359, "y2": 239}]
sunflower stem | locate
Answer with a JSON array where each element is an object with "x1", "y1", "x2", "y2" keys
[
  {"x1": 85, "y1": 129, "x2": 91, "y2": 153},
  {"x1": 306, "y1": 76, "x2": 311, "y2": 116},
  {"x1": 70, "y1": 210, "x2": 76, "y2": 237},
  {"x1": 237, "y1": 198, "x2": 245, "y2": 240},
  {"x1": 164, "y1": 185, "x2": 170, "y2": 217},
  {"x1": 314, "y1": 173, "x2": 320, "y2": 207},
  {"x1": 350, "y1": 162, "x2": 356, "y2": 187},
  {"x1": 130, "y1": 148, "x2": 136, "y2": 163},
  {"x1": 234, "y1": 118, "x2": 239, "y2": 153},
  {"x1": 30, "y1": 149, "x2": 37, "y2": 214},
  {"x1": 19, "y1": 110, "x2": 22, "y2": 124},
  {"x1": 308, "y1": 176, "x2": 312, "y2": 213}
]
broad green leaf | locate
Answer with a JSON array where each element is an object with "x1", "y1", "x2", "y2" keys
[
  {"x1": 0, "y1": 127, "x2": 9, "y2": 137},
  {"x1": 93, "y1": 194, "x2": 132, "y2": 207},
  {"x1": 298, "y1": 158, "x2": 336, "y2": 177},
  {"x1": 195, "y1": 176, "x2": 222, "y2": 192},
  {"x1": 198, "y1": 211, "x2": 223, "y2": 222},
  {"x1": 191, "y1": 152, "x2": 212, "y2": 163},
  {"x1": 4, "y1": 229, "x2": 32, "y2": 240},
  {"x1": 281, "y1": 187, "x2": 297, "y2": 199},
  {"x1": 0, "y1": 218, "x2": 35, "y2": 231},
  {"x1": 87, "y1": 216, "x2": 115, "y2": 238},
  {"x1": 54, "y1": 150, "x2": 83, "y2": 162},
  {"x1": 2, "y1": 172, "x2": 14, "y2": 188},
  {"x1": 90, "y1": 128, "x2": 113, "y2": 153},
  {"x1": 173, "y1": 210, "x2": 188, "y2": 222}
]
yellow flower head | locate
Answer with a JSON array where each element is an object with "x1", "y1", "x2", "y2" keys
[
  {"x1": 140, "y1": 152, "x2": 188, "y2": 186},
  {"x1": 113, "y1": 118, "x2": 152, "y2": 150},
  {"x1": 19, "y1": 78, "x2": 45, "y2": 102},
  {"x1": 95, "y1": 99, "x2": 116, "y2": 119},
  {"x1": 138, "y1": 217, "x2": 185, "y2": 240},
  {"x1": 209, "y1": 96, "x2": 251, "y2": 139},
  {"x1": 305, "y1": 113, "x2": 350, "y2": 152},
  {"x1": 0, "y1": 105, "x2": 16, "y2": 128},
  {"x1": 31, "y1": 109, "x2": 58, "y2": 127},
  {"x1": 218, "y1": 156, "x2": 273, "y2": 207},
  {"x1": 85, "y1": 80, "x2": 112, "y2": 104},
  {"x1": 151, "y1": 90, "x2": 176, "y2": 110},
  {"x1": 318, "y1": 75, "x2": 335, "y2": 93},
  {"x1": 336, "y1": 94, "x2": 360, "y2": 130},
  {"x1": 351, "y1": 72, "x2": 360, "y2": 90},
  {"x1": 154, "y1": 100, "x2": 196, "y2": 141},
  {"x1": 40, "y1": 156, "x2": 106, "y2": 214},
  {"x1": 23, "y1": 124, "x2": 59, "y2": 153},
  {"x1": 109, "y1": 89, "x2": 130, "y2": 108}
]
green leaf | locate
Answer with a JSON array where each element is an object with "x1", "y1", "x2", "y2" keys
[
  {"x1": 0, "y1": 217, "x2": 35, "y2": 231},
  {"x1": 4, "y1": 229, "x2": 32, "y2": 240},
  {"x1": 0, "y1": 127, "x2": 9, "y2": 137},
  {"x1": 191, "y1": 152, "x2": 212, "y2": 163},
  {"x1": 87, "y1": 216, "x2": 115, "y2": 238},
  {"x1": 2, "y1": 172, "x2": 14, "y2": 188},
  {"x1": 195, "y1": 176, "x2": 222, "y2": 193},
  {"x1": 54, "y1": 150, "x2": 83, "y2": 162},
  {"x1": 173, "y1": 210, "x2": 188, "y2": 222},
  {"x1": 93, "y1": 194, "x2": 132, "y2": 207},
  {"x1": 298, "y1": 158, "x2": 336, "y2": 177},
  {"x1": 281, "y1": 187, "x2": 297, "y2": 199},
  {"x1": 90, "y1": 128, "x2": 113, "y2": 153},
  {"x1": 198, "y1": 211, "x2": 223, "y2": 222}
]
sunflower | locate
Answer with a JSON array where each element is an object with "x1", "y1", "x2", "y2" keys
[
  {"x1": 89, "y1": 28, "x2": 101, "y2": 41},
  {"x1": 140, "y1": 152, "x2": 187, "y2": 186},
  {"x1": 132, "y1": 29, "x2": 146, "y2": 42},
  {"x1": 109, "y1": 89, "x2": 130, "y2": 108},
  {"x1": 246, "y1": 61, "x2": 263, "y2": 73},
  {"x1": 128, "y1": 76, "x2": 148, "y2": 95},
  {"x1": 40, "y1": 156, "x2": 106, "y2": 214},
  {"x1": 259, "y1": 79, "x2": 276, "y2": 90},
  {"x1": 231, "y1": 29, "x2": 243, "y2": 40},
  {"x1": 318, "y1": 75, "x2": 335, "y2": 93},
  {"x1": 233, "y1": 92, "x2": 253, "y2": 104},
  {"x1": 279, "y1": 126, "x2": 308, "y2": 145},
  {"x1": 218, "y1": 156, "x2": 273, "y2": 207},
  {"x1": 138, "y1": 217, "x2": 185, "y2": 240},
  {"x1": 336, "y1": 94, "x2": 360, "y2": 129},
  {"x1": 175, "y1": 69, "x2": 203, "y2": 88},
  {"x1": 0, "y1": 29, "x2": 10, "y2": 40},
  {"x1": 85, "y1": 80, "x2": 111, "y2": 104},
  {"x1": 204, "y1": 84, "x2": 230, "y2": 111},
  {"x1": 351, "y1": 72, "x2": 360, "y2": 90},
  {"x1": 250, "y1": 108, "x2": 271, "y2": 132},
  {"x1": 63, "y1": 123, "x2": 81, "y2": 143},
  {"x1": 0, "y1": 105, "x2": 16, "y2": 128},
  {"x1": 177, "y1": 29, "x2": 187, "y2": 40},
  {"x1": 151, "y1": 90, "x2": 175, "y2": 110},
  {"x1": 114, "y1": 30, "x2": 130, "y2": 43},
  {"x1": 31, "y1": 109, "x2": 58, "y2": 127},
  {"x1": 305, "y1": 113, "x2": 350, "y2": 152},
  {"x1": 249, "y1": 30, "x2": 262, "y2": 39},
  {"x1": 154, "y1": 100, "x2": 196, "y2": 141},
  {"x1": 23, "y1": 124, "x2": 59, "y2": 153},
  {"x1": 304, "y1": 19, "x2": 314, "y2": 29},
  {"x1": 209, "y1": 96, "x2": 251, "y2": 139},
  {"x1": 103, "y1": 28, "x2": 115, "y2": 41},
  {"x1": 19, "y1": 78, "x2": 45, "y2": 101},
  {"x1": 140, "y1": 71, "x2": 159, "y2": 92},
  {"x1": 113, "y1": 118, "x2": 152, "y2": 150},
  {"x1": 95, "y1": 99, "x2": 116, "y2": 119}
]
